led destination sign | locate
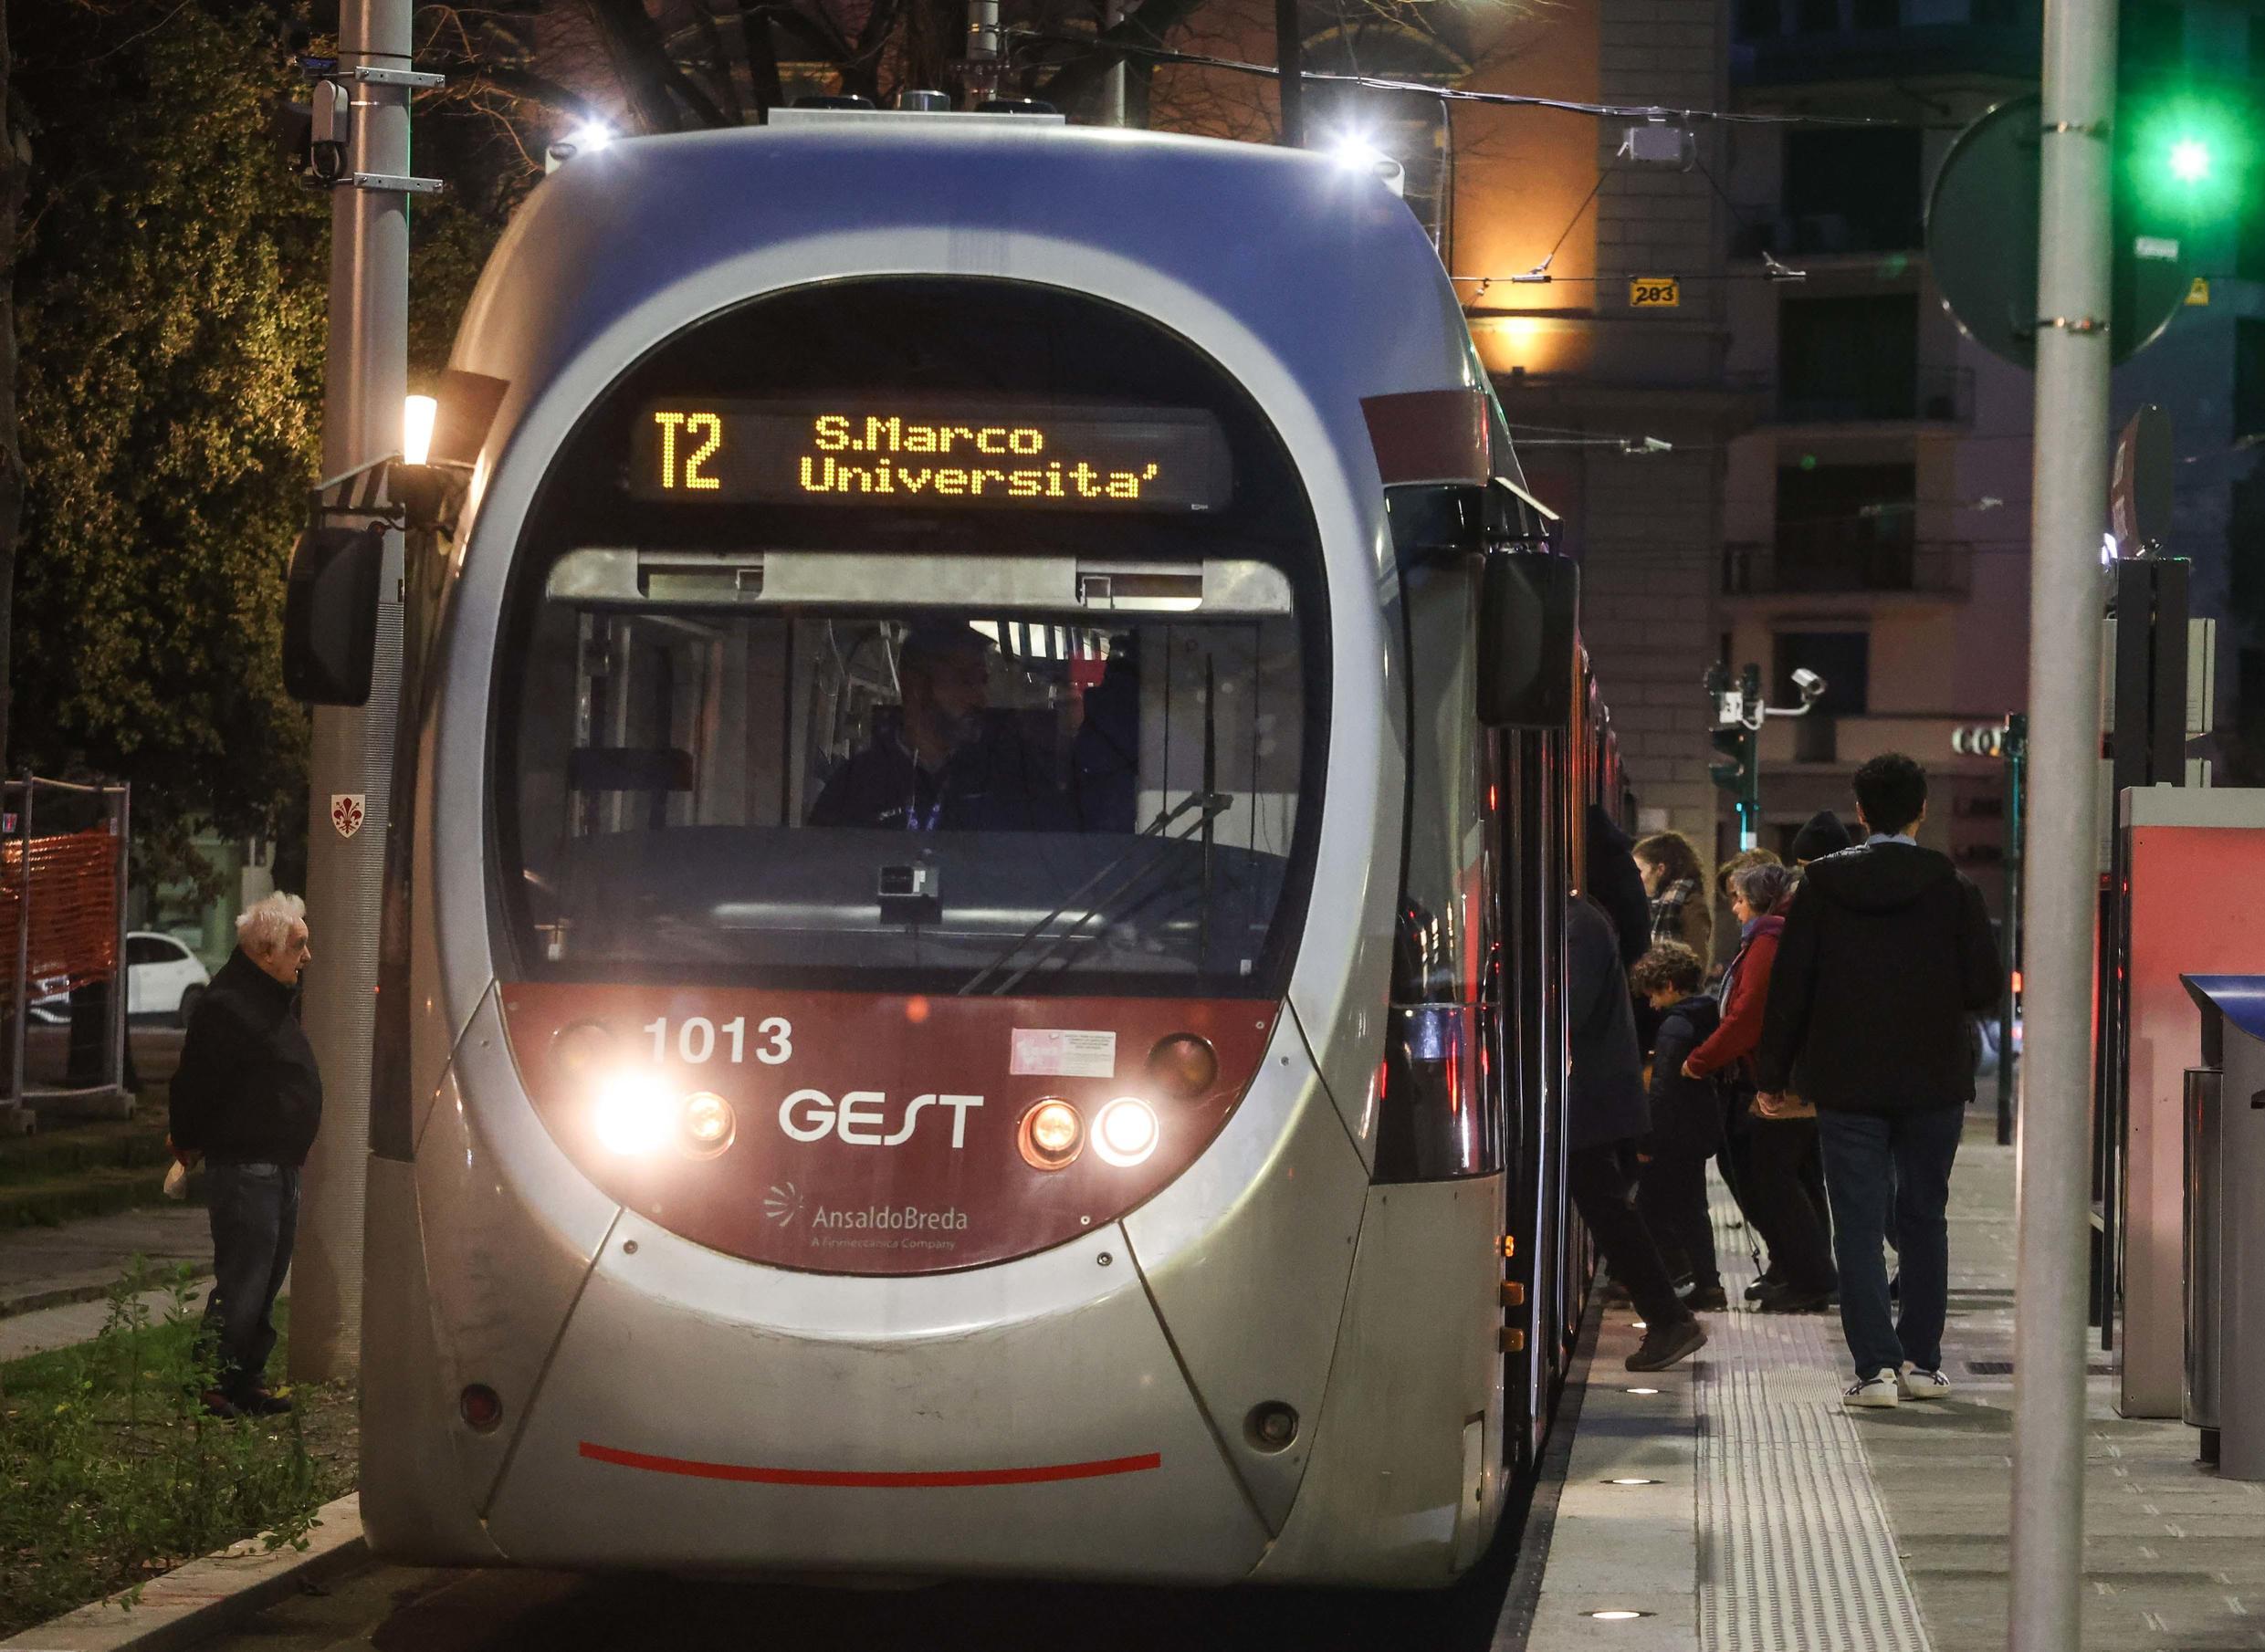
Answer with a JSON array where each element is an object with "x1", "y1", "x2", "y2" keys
[{"x1": 629, "y1": 400, "x2": 1232, "y2": 511}]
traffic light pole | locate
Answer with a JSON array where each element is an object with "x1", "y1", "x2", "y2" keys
[
  {"x1": 291, "y1": 0, "x2": 414, "y2": 1383},
  {"x1": 2010, "y1": 0, "x2": 2114, "y2": 1642}
]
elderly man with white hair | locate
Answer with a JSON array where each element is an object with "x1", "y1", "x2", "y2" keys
[{"x1": 167, "y1": 892, "x2": 321, "y2": 1418}]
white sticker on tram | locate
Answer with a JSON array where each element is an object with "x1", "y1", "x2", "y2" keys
[
  {"x1": 1009, "y1": 1029, "x2": 1117, "y2": 1079},
  {"x1": 777, "y1": 1090, "x2": 983, "y2": 1149}
]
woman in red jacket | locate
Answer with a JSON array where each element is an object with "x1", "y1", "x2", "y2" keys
[{"x1": 1684, "y1": 861, "x2": 1836, "y2": 1311}]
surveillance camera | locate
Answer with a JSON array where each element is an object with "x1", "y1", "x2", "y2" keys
[{"x1": 1791, "y1": 667, "x2": 1827, "y2": 698}]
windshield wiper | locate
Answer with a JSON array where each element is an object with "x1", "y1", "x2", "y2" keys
[{"x1": 954, "y1": 789, "x2": 1232, "y2": 998}]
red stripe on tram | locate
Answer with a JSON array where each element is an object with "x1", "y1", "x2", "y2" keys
[{"x1": 578, "y1": 1441, "x2": 1163, "y2": 1489}]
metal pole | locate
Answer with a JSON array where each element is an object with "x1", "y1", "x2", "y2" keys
[
  {"x1": 1097, "y1": 0, "x2": 1127, "y2": 127},
  {"x1": 292, "y1": 0, "x2": 413, "y2": 1384},
  {"x1": 1275, "y1": 0, "x2": 1302, "y2": 148},
  {"x1": 1998, "y1": 715, "x2": 2025, "y2": 1148},
  {"x1": 964, "y1": 0, "x2": 1001, "y2": 106},
  {"x1": 1740, "y1": 662, "x2": 1762, "y2": 851},
  {"x1": 2010, "y1": 0, "x2": 2115, "y2": 1642}
]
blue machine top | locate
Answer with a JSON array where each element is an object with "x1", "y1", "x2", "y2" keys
[{"x1": 2184, "y1": 975, "x2": 2265, "y2": 1042}]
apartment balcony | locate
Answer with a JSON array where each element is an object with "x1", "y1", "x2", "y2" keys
[
  {"x1": 1729, "y1": 366, "x2": 1974, "y2": 428},
  {"x1": 1756, "y1": 711, "x2": 1991, "y2": 768},
  {"x1": 1723, "y1": 536, "x2": 1972, "y2": 600}
]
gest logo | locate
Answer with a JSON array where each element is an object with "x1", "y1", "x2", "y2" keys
[{"x1": 777, "y1": 1090, "x2": 983, "y2": 1149}]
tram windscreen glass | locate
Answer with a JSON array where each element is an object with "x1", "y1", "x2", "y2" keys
[
  {"x1": 505, "y1": 601, "x2": 1306, "y2": 996},
  {"x1": 629, "y1": 401, "x2": 1233, "y2": 512}
]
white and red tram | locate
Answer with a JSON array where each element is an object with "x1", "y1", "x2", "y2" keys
[{"x1": 305, "y1": 106, "x2": 1629, "y2": 1587}]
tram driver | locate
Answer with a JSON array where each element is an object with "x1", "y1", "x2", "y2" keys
[{"x1": 809, "y1": 622, "x2": 1069, "y2": 832}]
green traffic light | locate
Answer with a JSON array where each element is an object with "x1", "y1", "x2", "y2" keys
[{"x1": 2168, "y1": 138, "x2": 2210, "y2": 183}]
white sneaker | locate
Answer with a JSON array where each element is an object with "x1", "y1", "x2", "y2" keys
[
  {"x1": 1898, "y1": 1362, "x2": 1953, "y2": 1400},
  {"x1": 1844, "y1": 1369, "x2": 1901, "y2": 1408}
]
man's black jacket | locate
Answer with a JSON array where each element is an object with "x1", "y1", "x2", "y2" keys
[
  {"x1": 1754, "y1": 842, "x2": 2001, "y2": 1115},
  {"x1": 168, "y1": 949, "x2": 323, "y2": 1166},
  {"x1": 1567, "y1": 894, "x2": 1650, "y2": 1151}
]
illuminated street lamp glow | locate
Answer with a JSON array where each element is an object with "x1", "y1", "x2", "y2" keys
[
  {"x1": 567, "y1": 120, "x2": 616, "y2": 152},
  {"x1": 2168, "y1": 139, "x2": 2210, "y2": 183},
  {"x1": 403, "y1": 394, "x2": 437, "y2": 465}
]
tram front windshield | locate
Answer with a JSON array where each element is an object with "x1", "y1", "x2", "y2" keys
[{"x1": 507, "y1": 595, "x2": 1306, "y2": 998}]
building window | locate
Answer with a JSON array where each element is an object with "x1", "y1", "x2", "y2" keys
[
  {"x1": 1781, "y1": 127, "x2": 1923, "y2": 254},
  {"x1": 1773, "y1": 460, "x2": 1917, "y2": 591},
  {"x1": 1796, "y1": 0, "x2": 1840, "y2": 33},
  {"x1": 1779, "y1": 294, "x2": 1921, "y2": 419},
  {"x1": 1773, "y1": 631, "x2": 1871, "y2": 716}
]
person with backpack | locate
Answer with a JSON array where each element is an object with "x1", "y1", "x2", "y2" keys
[
  {"x1": 1631, "y1": 941, "x2": 1727, "y2": 1312},
  {"x1": 1756, "y1": 753, "x2": 2001, "y2": 1409}
]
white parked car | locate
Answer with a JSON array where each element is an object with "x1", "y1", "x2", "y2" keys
[
  {"x1": 30, "y1": 932, "x2": 213, "y2": 1027},
  {"x1": 127, "y1": 932, "x2": 211, "y2": 1026}
]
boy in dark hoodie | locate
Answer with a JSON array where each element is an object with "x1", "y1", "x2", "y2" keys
[
  {"x1": 1631, "y1": 941, "x2": 1727, "y2": 1311},
  {"x1": 1756, "y1": 754, "x2": 2000, "y2": 1409}
]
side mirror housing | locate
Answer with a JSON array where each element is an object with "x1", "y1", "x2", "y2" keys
[
  {"x1": 1477, "y1": 550, "x2": 1578, "y2": 728},
  {"x1": 283, "y1": 523, "x2": 386, "y2": 705}
]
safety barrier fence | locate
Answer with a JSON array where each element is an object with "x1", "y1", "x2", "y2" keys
[{"x1": 0, "y1": 775, "x2": 131, "y2": 1127}]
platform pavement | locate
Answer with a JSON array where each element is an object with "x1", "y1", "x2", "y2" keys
[
  {"x1": 0, "y1": 1204, "x2": 213, "y2": 1361},
  {"x1": 1526, "y1": 1118, "x2": 2265, "y2": 1652}
]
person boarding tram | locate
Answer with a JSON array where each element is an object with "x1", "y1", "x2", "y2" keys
[
  {"x1": 1683, "y1": 860, "x2": 1837, "y2": 1312},
  {"x1": 1566, "y1": 894, "x2": 1708, "y2": 1372}
]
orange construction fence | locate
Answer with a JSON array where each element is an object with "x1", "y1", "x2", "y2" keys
[{"x1": 0, "y1": 827, "x2": 121, "y2": 1006}]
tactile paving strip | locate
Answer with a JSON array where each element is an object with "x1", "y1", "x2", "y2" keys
[{"x1": 1697, "y1": 1196, "x2": 1932, "y2": 1652}]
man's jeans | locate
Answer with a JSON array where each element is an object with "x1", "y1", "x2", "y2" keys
[
  {"x1": 203, "y1": 1163, "x2": 300, "y2": 1401},
  {"x1": 1816, "y1": 1106, "x2": 1963, "y2": 1379}
]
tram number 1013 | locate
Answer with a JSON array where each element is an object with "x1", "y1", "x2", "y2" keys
[{"x1": 645, "y1": 1015, "x2": 794, "y2": 1066}]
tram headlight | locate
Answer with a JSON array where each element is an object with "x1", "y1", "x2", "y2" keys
[
  {"x1": 1146, "y1": 1032, "x2": 1219, "y2": 1099},
  {"x1": 679, "y1": 1092, "x2": 736, "y2": 1158},
  {"x1": 1092, "y1": 1097, "x2": 1159, "y2": 1168},
  {"x1": 551, "y1": 1019, "x2": 614, "y2": 1078},
  {"x1": 592, "y1": 1070, "x2": 674, "y2": 1156},
  {"x1": 1018, "y1": 1099, "x2": 1084, "y2": 1170}
]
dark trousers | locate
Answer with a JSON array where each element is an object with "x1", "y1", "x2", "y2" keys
[
  {"x1": 1636, "y1": 1151, "x2": 1720, "y2": 1290},
  {"x1": 1568, "y1": 1144, "x2": 1684, "y2": 1328},
  {"x1": 1748, "y1": 1117, "x2": 1836, "y2": 1294},
  {"x1": 1816, "y1": 1106, "x2": 1963, "y2": 1377},
  {"x1": 203, "y1": 1162, "x2": 300, "y2": 1401}
]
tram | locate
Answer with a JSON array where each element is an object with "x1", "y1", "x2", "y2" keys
[{"x1": 294, "y1": 107, "x2": 1627, "y2": 1587}]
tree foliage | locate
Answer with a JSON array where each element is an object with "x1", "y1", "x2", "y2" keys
[{"x1": 9, "y1": 0, "x2": 325, "y2": 889}]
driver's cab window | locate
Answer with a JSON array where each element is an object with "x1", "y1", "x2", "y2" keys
[{"x1": 509, "y1": 598, "x2": 1305, "y2": 995}]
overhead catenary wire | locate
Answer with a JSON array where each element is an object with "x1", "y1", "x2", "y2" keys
[{"x1": 1002, "y1": 27, "x2": 1899, "y2": 127}]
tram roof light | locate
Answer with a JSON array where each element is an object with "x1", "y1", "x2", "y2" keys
[
  {"x1": 1329, "y1": 131, "x2": 1407, "y2": 198},
  {"x1": 402, "y1": 394, "x2": 437, "y2": 466},
  {"x1": 547, "y1": 120, "x2": 617, "y2": 173}
]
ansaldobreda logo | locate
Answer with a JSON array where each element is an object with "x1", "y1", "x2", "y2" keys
[{"x1": 762, "y1": 1182, "x2": 804, "y2": 1226}]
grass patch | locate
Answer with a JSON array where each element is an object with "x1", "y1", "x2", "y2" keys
[{"x1": 0, "y1": 1261, "x2": 357, "y2": 1638}]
